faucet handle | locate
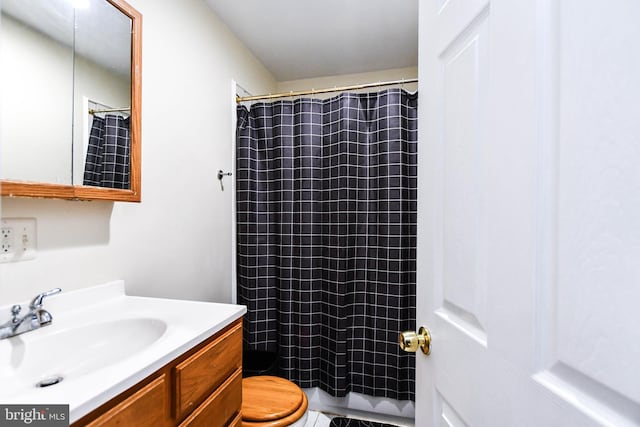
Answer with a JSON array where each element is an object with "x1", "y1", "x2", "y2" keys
[
  {"x1": 10, "y1": 305, "x2": 21, "y2": 323},
  {"x1": 29, "y1": 288, "x2": 62, "y2": 310},
  {"x1": 36, "y1": 309, "x2": 53, "y2": 326}
]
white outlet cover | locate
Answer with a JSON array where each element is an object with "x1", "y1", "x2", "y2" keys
[{"x1": 0, "y1": 217, "x2": 37, "y2": 263}]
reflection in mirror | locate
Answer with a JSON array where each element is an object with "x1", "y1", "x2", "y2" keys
[
  {"x1": 1, "y1": 0, "x2": 75, "y2": 184},
  {"x1": 0, "y1": 0, "x2": 141, "y2": 201},
  {"x1": 73, "y1": 0, "x2": 132, "y2": 189}
]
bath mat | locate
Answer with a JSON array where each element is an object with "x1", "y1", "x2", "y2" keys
[{"x1": 329, "y1": 417, "x2": 400, "y2": 427}]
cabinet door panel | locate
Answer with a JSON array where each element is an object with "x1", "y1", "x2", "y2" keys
[
  {"x1": 178, "y1": 369, "x2": 242, "y2": 427},
  {"x1": 174, "y1": 321, "x2": 242, "y2": 418},
  {"x1": 85, "y1": 375, "x2": 167, "y2": 427}
]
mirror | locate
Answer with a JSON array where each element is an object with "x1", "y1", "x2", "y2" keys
[{"x1": 0, "y1": 0, "x2": 141, "y2": 201}]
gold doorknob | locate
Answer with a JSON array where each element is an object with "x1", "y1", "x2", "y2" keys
[{"x1": 399, "y1": 326, "x2": 431, "y2": 355}]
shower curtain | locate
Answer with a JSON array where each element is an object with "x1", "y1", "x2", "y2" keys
[
  {"x1": 83, "y1": 114, "x2": 130, "y2": 188},
  {"x1": 236, "y1": 88, "x2": 417, "y2": 401}
]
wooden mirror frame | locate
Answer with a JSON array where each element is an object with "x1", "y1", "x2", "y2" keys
[{"x1": 1, "y1": 0, "x2": 142, "y2": 202}]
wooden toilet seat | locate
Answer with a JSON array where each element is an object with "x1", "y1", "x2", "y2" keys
[{"x1": 241, "y1": 376, "x2": 308, "y2": 427}]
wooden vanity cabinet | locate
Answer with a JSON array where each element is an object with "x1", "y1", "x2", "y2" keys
[{"x1": 74, "y1": 319, "x2": 243, "y2": 427}]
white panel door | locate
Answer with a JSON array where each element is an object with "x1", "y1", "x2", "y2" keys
[{"x1": 415, "y1": 0, "x2": 640, "y2": 426}]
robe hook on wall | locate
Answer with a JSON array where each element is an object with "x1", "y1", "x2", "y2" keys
[{"x1": 217, "y1": 170, "x2": 232, "y2": 191}]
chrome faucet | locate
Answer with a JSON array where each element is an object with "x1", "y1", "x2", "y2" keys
[{"x1": 0, "y1": 288, "x2": 62, "y2": 340}]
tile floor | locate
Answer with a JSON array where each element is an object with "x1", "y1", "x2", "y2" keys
[{"x1": 304, "y1": 411, "x2": 415, "y2": 427}]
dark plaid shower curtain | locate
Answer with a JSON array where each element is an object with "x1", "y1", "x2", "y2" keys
[
  {"x1": 83, "y1": 114, "x2": 130, "y2": 188},
  {"x1": 236, "y1": 89, "x2": 417, "y2": 401}
]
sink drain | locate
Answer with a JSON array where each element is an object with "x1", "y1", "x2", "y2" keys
[{"x1": 36, "y1": 376, "x2": 63, "y2": 388}]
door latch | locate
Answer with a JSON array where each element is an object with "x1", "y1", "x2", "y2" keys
[{"x1": 217, "y1": 170, "x2": 232, "y2": 191}]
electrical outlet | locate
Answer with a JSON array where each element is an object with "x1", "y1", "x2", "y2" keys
[
  {"x1": 0, "y1": 218, "x2": 37, "y2": 263},
  {"x1": 1, "y1": 227, "x2": 14, "y2": 254}
]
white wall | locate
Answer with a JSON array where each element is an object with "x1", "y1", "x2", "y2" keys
[
  {"x1": 0, "y1": 0, "x2": 276, "y2": 305},
  {"x1": 1, "y1": 15, "x2": 73, "y2": 184}
]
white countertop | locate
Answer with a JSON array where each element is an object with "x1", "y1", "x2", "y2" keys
[{"x1": 0, "y1": 281, "x2": 246, "y2": 423}]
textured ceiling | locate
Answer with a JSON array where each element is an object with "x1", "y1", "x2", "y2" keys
[{"x1": 204, "y1": 0, "x2": 419, "y2": 81}]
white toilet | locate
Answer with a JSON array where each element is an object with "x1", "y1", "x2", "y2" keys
[{"x1": 241, "y1": 375, "x2": 309, "y2": 427}]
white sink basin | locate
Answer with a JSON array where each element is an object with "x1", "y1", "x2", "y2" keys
[{"x1": 0, "y1": 318, "x2": 167, "y2": 397}]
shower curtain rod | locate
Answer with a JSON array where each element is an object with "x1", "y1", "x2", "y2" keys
[
  {"x1": 236, "y1": 78, "x2": 418, "y2": 103},
  {"x1": 89, "y1": 107, "x2": 131, "y2": 115}
]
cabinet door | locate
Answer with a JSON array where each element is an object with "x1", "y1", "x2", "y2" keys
[
  {"x1": 178, "y1": 369, "x2": 242, "y2": 427},
  {"x1": 174, "y1": 322, "x2": 242, "y2": 419},
  {"x1": 85, "y1": 375, "x2": 168, "y2": 427}
]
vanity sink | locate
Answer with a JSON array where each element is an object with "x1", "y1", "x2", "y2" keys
[
  {"x1": 0, "y1": 280, "x2": 246, "y2": 423},
  {"x1": 0, "y1": 318, "x2": 167, "y2": 396}
]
